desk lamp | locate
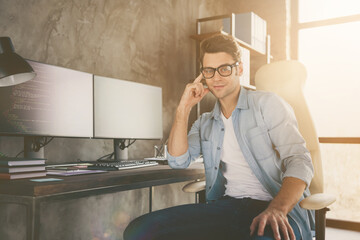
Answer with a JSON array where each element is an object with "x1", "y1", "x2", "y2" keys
[{"x1": 0, "y1": 37, "x2": 36, "y2": 87}]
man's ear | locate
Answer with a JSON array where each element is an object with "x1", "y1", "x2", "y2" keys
[{"x1": 236, "y1": 62, "x2": 243, "y2": 76}]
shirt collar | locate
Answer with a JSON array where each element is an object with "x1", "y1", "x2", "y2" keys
[{"x1": 211, "y1": 86, "x2": 249, "y2": 120}]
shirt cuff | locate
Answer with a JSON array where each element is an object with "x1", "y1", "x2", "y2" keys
[
  {"x1": 282, "y1": 166, "x2": 314, "y2": 187},
  {"x1": 166, "y1": 149, "x2": 191, "y2": 169}
]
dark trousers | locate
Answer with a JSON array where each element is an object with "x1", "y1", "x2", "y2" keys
[{"x1": 123, "y1": 197, "x2": 301, "y2": 240}]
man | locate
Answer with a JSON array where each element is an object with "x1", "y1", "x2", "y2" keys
[{"x1": 124, "y1": 34, "x2": 314, "y2": 240}]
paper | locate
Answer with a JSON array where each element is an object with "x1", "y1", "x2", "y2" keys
[{"x1": 30, "y1": 178, "x2": 64, "y2": 182}]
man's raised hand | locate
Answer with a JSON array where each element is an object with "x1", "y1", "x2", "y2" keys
[{"x1": 178, "y1": 74, "x2": 210, "y2": 110}]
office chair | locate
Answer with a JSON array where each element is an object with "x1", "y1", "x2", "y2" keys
[{"x1": 182, "y1": 60, "x2": 336, "y2": 240}]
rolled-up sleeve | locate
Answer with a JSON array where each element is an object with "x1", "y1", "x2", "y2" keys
[
  {"x1": 260, "y1": 93, "x2": 314, "y2": 187},
  {"x1": 167, "y1": 117, "x2": 202, "y2": 169}
]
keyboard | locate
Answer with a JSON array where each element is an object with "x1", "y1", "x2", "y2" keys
[
  {"x1": 144, "y1": 156, "x2": 167, "y2": 161},
  {"x1": 88, "y1": 160, "x2": 158, "y2": 171},
  {"x1": 144, "y1": 157, "x2": 168, "y2": 165}
]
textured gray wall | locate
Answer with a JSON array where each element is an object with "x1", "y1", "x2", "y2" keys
[{"x1": 0, "y1": 0, "x2": 287, "y2": 239}]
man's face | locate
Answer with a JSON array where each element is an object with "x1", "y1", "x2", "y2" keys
[{"x1": 202, "y1": 52, "x2": 243, "y2": 101}]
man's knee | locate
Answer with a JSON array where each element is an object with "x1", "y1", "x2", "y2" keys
[
  {"x1": 123, "y1": 210, "x2": 171, "y2": 240},
  {"x1": 123, "y1": 217, "x2": 138, "y2": 240},
  {"x1": 251, "y1": 235, "x2": 275, "y2": 240},
  {"x1": 123, "y1": 215, "x2": 153, "y2": 240}
]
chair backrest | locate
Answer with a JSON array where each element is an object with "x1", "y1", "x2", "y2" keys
[{"x1": 254, "y1": 60, "x2": 323, "y2": 194}]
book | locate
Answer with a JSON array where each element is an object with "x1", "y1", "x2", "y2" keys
[
  {"x1": 47, "y1": 169, "x2": 107, "y2": 176},
  {"x1": 0, "y1": 165, "x2": 46, "y2": 173},
  {"x1": 0, "y1": 157, "x2": 46, "y2": 166},
  {"x1": 0, "y1": 171, "x2": 47, "y2": 180},
  {"x1": 46, "y1": 166, "x2": 86, "y2": 171}
]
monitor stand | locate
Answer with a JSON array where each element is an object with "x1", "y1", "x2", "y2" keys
[
  {"x1": 24, "y1": 136, "x2": 45, "y2": 159},
  {"x1": 113, "y1": 139, "x2": 129, "y2": 161}
]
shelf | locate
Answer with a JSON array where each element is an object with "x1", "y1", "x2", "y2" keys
[
  {"x1": 190, "y1": 30, "x2": 266, "y2": 56},
  {"x1": 319, "y1": 137, "x2": 360, "y2": 144}
]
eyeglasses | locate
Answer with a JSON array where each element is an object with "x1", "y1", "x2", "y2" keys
[{"x1": 201, "y1": 62, "x2": 239, "y2": 79}]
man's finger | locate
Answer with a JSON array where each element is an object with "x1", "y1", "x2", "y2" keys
[
  {"x1": 285, "y1": 220, "x2": 295, "y2": 240},
  {"x1": 278, "y1": 219, "x2": 289, "y2": 240},
  {"x1": 192, "y1": 83, "x2": 203, "y2": 97},
  {"x1": 249, "y1": 217, "x2": 259, "y2": 236},
  {"x1": 193, "y1": 74, "x2": 203, "y2": 83},
  {"x1": 256, "y1": 218, "x2": 268, "y2": 236},
  {"x1": 269, "y1": 220, "x2": 281, "y2": 240}
]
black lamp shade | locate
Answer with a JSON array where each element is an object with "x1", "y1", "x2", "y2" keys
[{"x1": 0, "y1": 37, "x2": 36, "y2": 87}]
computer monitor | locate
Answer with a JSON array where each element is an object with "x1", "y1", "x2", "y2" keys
[
  {"x1": 93, "y1": 75, "x2": 163, "y2": 160},
  {"x1": 0, "y1": 60, "x2": 93, "y2": 158}
]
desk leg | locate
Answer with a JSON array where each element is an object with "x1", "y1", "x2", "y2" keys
[
  {"x1": 28, "y1": 197, "x2": 41, "y2": 240},
  {"x1": 149, "y1": 186, "x2": 154, "y2": 213},
  {"x1": 25, "y1": 196, "x2": 41, "y2": 240},
  {"x1": 28, "y1": 197, "x2": 35, "y2": 240}
]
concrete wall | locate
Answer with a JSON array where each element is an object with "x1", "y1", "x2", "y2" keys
[{"x1": 0, "y1": 0, "x2": 287, "y2": 239}]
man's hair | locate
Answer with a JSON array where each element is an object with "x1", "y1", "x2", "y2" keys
[{"x1": 199, "y1": 34, "x2": 241, "y2": 65}]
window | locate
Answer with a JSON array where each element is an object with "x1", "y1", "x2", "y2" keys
[
  {"x1": 294, "y1": 0, "x2": 360, "y2": 223},
  {"x1": 299, "y1": 21, "x2": 360, "y2": 137},
  {"x1": 299, "y1": 0, "x2": 360, "y2": 23}
]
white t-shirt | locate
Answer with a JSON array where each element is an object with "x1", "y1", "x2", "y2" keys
[{"x1": 221, "y1": 113, "x2": 273, "y2": 201}]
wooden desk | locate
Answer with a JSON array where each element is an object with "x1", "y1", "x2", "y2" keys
[{"x1": 0, "y1": 163, "x2": 205, "y2": 240}]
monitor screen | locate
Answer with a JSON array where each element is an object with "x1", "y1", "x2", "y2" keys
[
  {"x1": 94, "y1": 75, "x2": 163, "y2": 140},
  {"x1": 0, "y1": 60, "x2": 93, "y2": 138}
]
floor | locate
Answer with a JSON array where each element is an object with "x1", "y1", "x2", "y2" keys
[{"x1": 325, "y1": 227, "x2": 360, "y2": 240}]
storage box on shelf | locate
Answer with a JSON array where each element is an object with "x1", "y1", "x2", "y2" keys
[{"x1": 223, "y1": 12, "x2": 267, "y2": 54}]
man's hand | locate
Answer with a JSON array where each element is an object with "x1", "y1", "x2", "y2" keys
[
  {"x1": 178, "y1": 74, "x2": 210, "y2": 110},
  {"x1": 250, "y1": 206, "x2": 295, "y2": 240},
  {"x1": 250, "y1": 177, "x2": 306, "y2": 240}
]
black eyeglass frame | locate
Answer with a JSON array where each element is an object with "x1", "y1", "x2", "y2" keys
[{"x1": 200, "y1": 62, "x2": 239, "y2": 79}]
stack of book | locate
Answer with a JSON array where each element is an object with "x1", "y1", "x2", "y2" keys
[{"x1": 0, "y1": 157, "x2": 47, "y2": 180}]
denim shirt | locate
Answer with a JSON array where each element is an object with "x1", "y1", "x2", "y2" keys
[{"x1": 167, "y1": 87, "x2": 315, "y2": 239}]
